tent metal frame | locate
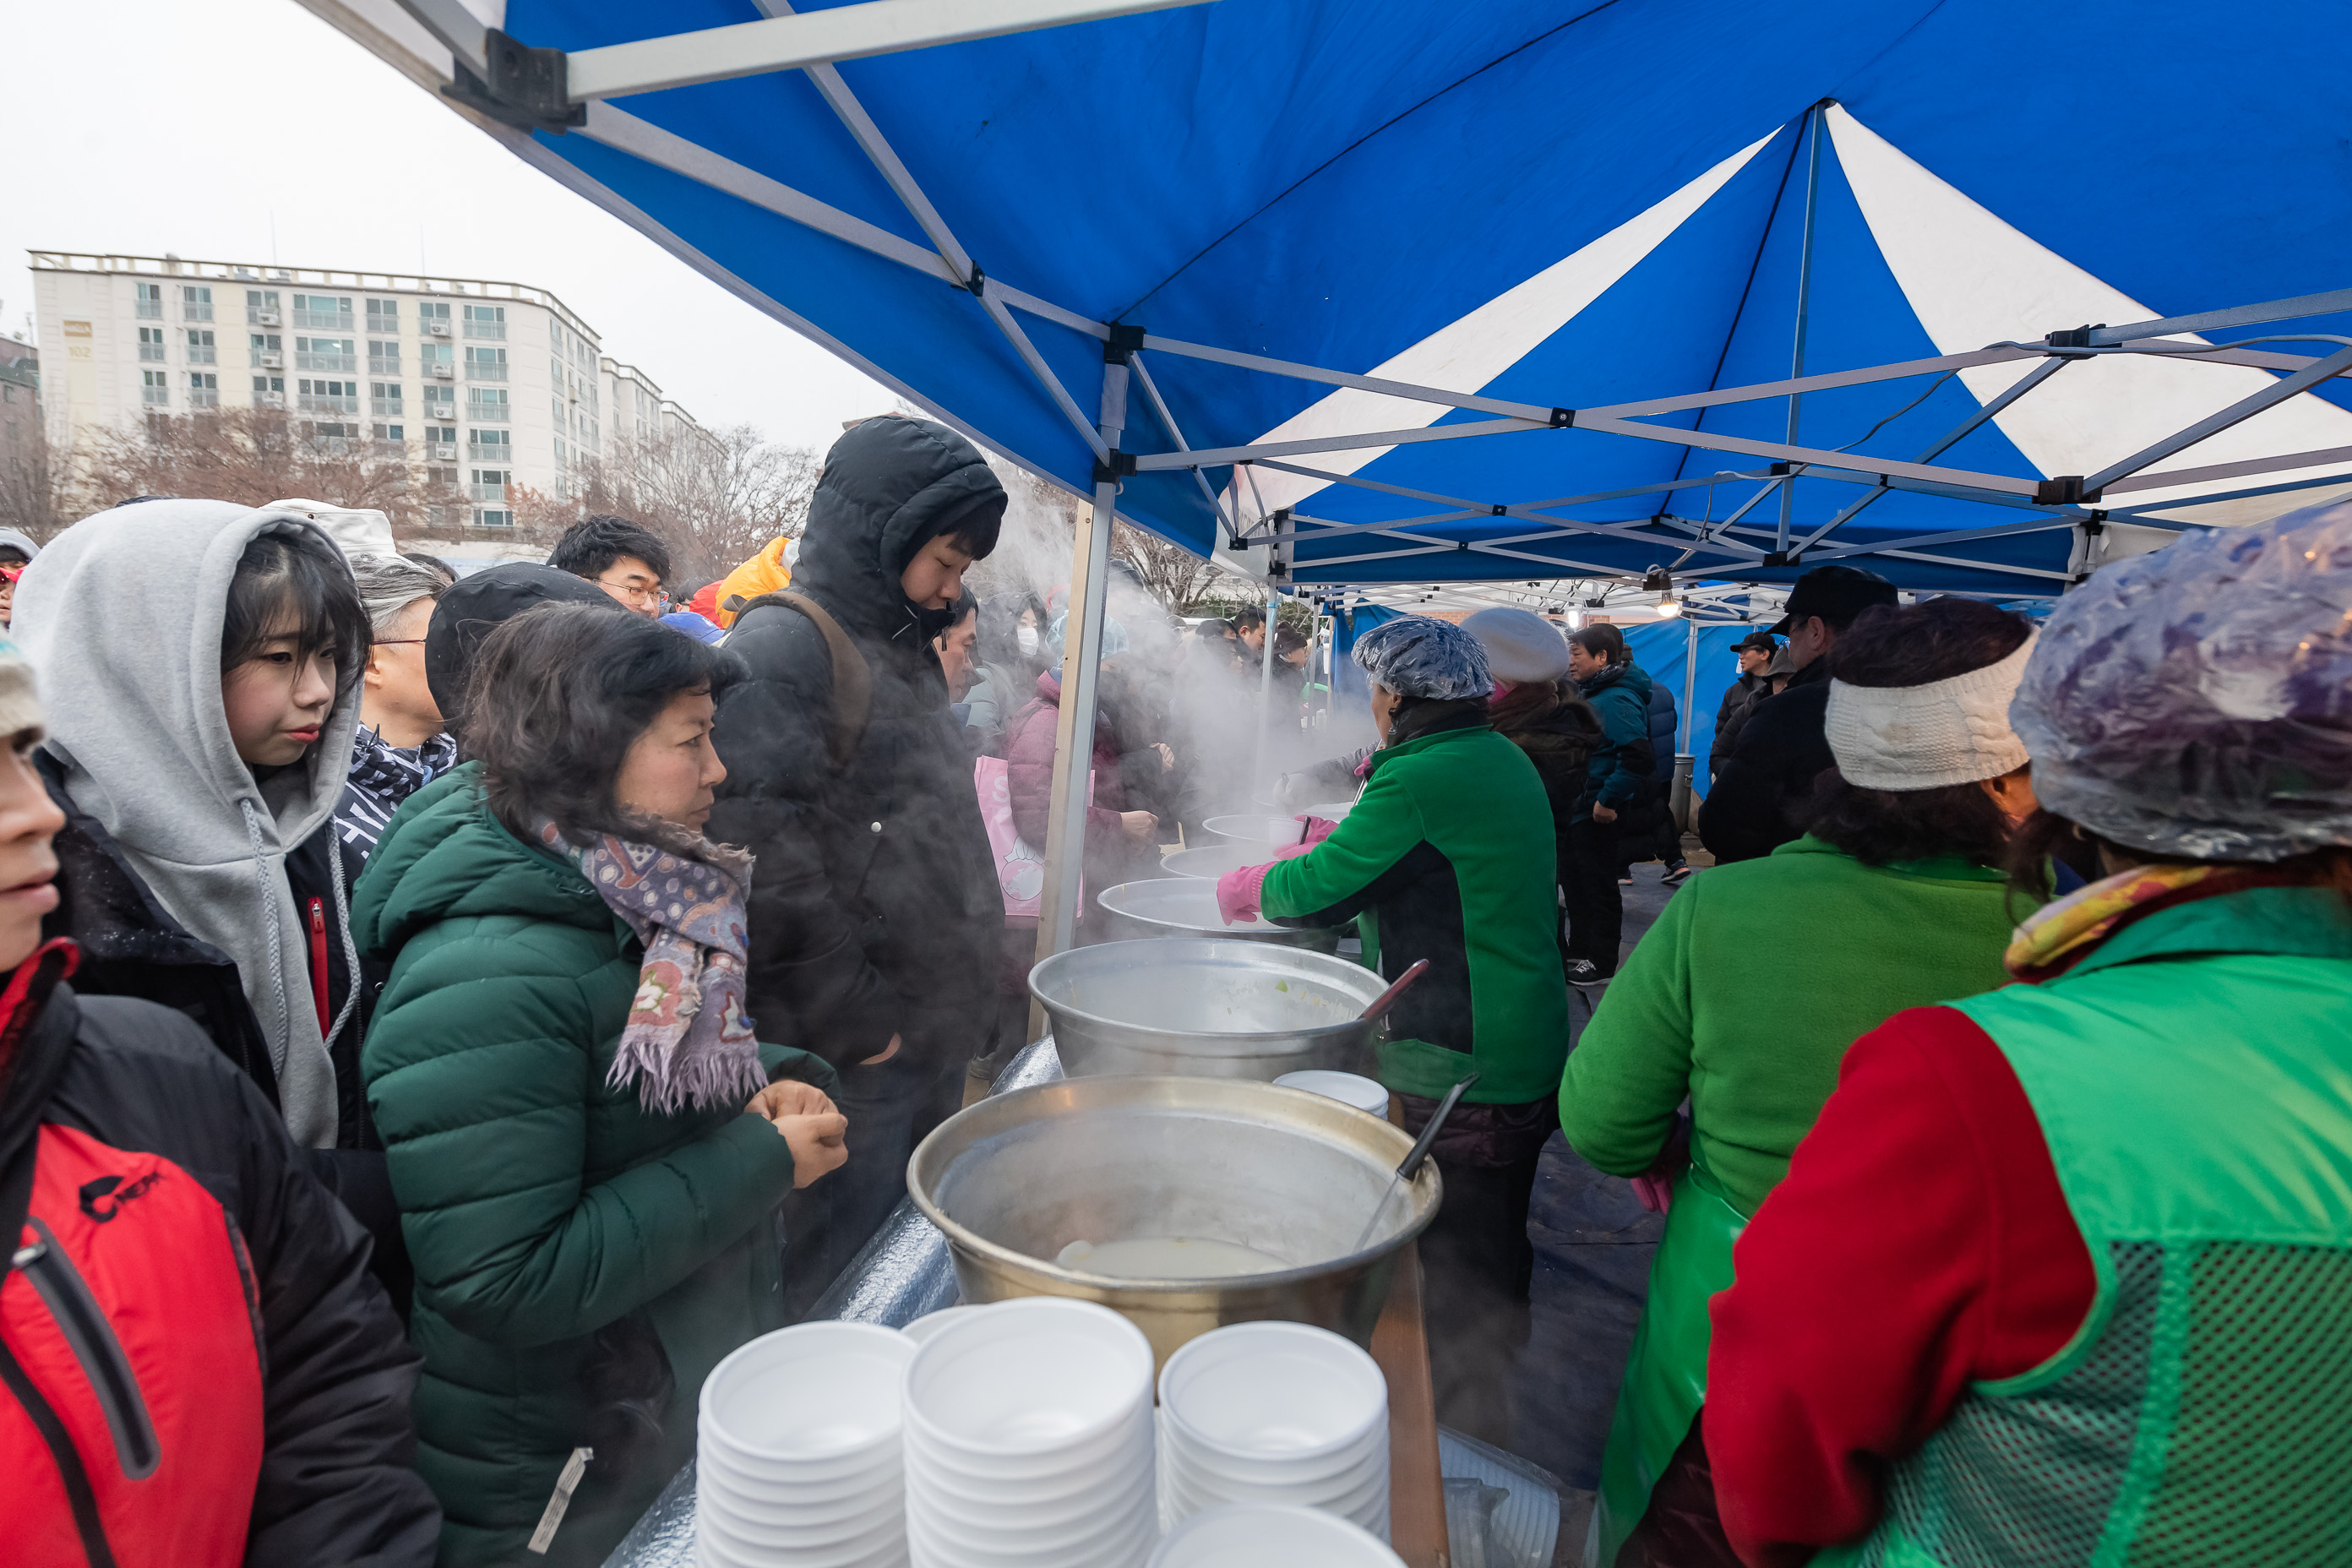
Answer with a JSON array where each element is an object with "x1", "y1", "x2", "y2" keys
[{"x1": 358, "y1": 0, "x2": 2352, "y2": 962}]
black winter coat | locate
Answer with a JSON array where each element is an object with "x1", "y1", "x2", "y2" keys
[
  {"x1": 0, "y1": 948, "x2": 438, "y2": 1565},
  {"x1": 708, "y1": 418, "x2": 1007, "y2": 1072},
  {"x1": 1710, "y1": 672, "x2": 1772, "y2": 781},
  {"x1": 1697, "y1": 658, "x2": 1836, "y2": 863},
  {"x1": 1489, "y1": 678, "x2": 1602, "y2": 917}
]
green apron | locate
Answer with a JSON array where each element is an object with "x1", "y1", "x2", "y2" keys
[{"x1": 1589, "y1": 1164, "x2": 1748, "y2": 1567}]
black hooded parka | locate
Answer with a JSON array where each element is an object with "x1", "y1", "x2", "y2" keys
[{"x1": 707, "y1": 417, "x2": 1008, "y2": 1074}]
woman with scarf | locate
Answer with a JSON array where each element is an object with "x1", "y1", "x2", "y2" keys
[
  {"x1": 1217, "y1": 615, "x2": 1570, "y2": 1451},
  {"x1": 357, "y1": 604, "x2": 847, "y2": 1567},
  {"x1": 1704, "y1": 502, "x2": 2352, "y2": 1568},
  {"x1": 1564, "y1": 597, "x2": 2040, "y2": 1568}
]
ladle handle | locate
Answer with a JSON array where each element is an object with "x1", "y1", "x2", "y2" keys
[
  {"x1": 1357, "y1": 959, "x2": 1432, "y2": 1024},
  {"x1": 1396, "y1": 1072, "x2": 1479, "y2": 1183}
]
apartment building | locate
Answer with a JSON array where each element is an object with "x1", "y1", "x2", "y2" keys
[
  {"x1": 31, "y1": 251, "x2": 700, "y2": 529},
  {"x1": 0, "y1": 335, "x2": 35, "y2": 476}
]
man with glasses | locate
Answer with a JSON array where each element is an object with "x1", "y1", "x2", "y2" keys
[{"x1": 547, "y1": 514, "x2": 670, "y2": 618}]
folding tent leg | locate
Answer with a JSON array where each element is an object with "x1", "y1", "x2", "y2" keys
[{"x1": 1252, "y1": 583, "x2": 1282, "y2": 796}]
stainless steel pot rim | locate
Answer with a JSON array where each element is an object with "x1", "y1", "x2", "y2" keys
[
  {"x1": 906, "y1": 1078, "x2": 1441, "y2": 1289},
  {"x1": 1026, "y1": 940, "x2": 1386, "y2": 1047}
]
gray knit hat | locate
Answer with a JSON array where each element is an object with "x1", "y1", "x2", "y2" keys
[
  {"x1": 1461, "y1": 607, "x2": 1571, "y2": 684},
  {"x1": 1353, "y1": 615, "x2": 1492, "y2": 700},
  {"x1": 0, "y1": 631, "x2": 42, "y2": 738}
]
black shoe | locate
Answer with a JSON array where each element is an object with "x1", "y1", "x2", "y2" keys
[
  {"x1": 1566, "y1": 960, "x2": 1609, "y2": 988},
  {"x1": 1661, "y1": 863, "x2": 1693, "y2": 887}
]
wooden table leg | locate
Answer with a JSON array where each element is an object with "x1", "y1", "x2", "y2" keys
[{"x1": 1372, "y1": 1239, "x2": 1448, "y2": 1568}]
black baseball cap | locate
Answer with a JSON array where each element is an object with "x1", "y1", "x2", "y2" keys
[
  {"x1": 1734, "y1": 629, "x2": 1780, "y2": 654},
  {"x1": 1768, "y1": 564, "x2": 1897, "y2": 636}
]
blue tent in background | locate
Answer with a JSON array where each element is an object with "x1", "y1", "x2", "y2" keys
[{"x1": 335, "y1": 0, "x2": 2352, "y2": 602}]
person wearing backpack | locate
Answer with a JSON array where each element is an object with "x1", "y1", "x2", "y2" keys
[
  {"x1": 707, "y1": 416, "x2": 1007, "y2": 1306},
  {"x1": 0, "y1": 629, "x2": 438, "y2": 1568}
]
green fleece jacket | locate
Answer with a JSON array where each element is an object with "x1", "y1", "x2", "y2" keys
[
  {"x1": 1560, "y1": 835, "x2": 2023, "y2": 1216},
  {"x1": 1261, "y1": 719, "x2": 1570, "y2": 1105},
  {"x1": 355, "y1": 766, "x2": 837, "y2": 1567}
]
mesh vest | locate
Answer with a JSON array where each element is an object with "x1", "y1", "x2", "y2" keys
[{"x1": 1823, "y1": 891, "x2": 2352, "y2": 1568}]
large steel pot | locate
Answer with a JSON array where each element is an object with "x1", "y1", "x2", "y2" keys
[
  {"x1": 1159, "y1": 841, "x2": 1266, "y2": 879},
  {"x1": 1031, "y1": 938, "x2": 1384, "y2": 1079},
  {"x1": 906, "y1": 1075, "x2": 1440, "y2": 1367},
  {"x1": 1096, "y1": 877, "x2": 1340, "y2": 951}
]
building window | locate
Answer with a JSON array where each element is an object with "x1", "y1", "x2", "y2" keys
[
  {"x1": 469, "y1": 428, "x2": 512, "y2": 459},
  {"x1": 246, "y1": 289, "x2": 280, "y2": 325},
  {"x1": 370, "y1": 382, "x2": 404, "y2": 417},
  {"x1": 134, "y1": 282, "x2": 163, "y2": 319},
  {"x1": 295, "y1": 336, "x2": 357, "y2": 373},
  {"x1": 188, "y1": 372, "x2": 219, "y2": 408},
  {"x1": 291, "y1": 293, "x2": 354, "y2": 330},
  {"x1": 465, "y1": 346, "x2": 509, "y2": 381},
  {"x1": 475, "y1": 509, "x2": 514, "y2": 529},
  {"x1": 297, "y1": 377, "x2": 360, "y2": 414},
  {"x1": 183, "y1": 286, "x2": 214, "y2": 322},
  {"x1": 422, "y1": 384, "x2": 455, "y2": 415},
  {"x1": 466, "y1": 387, "x2": 509, "y2": 421},
  {"x1": 253, "y1": 374, "x2": 286, "y2": 407},
  {"x1": 186, "y1": 328, "x2": 217, "y2": 365},
  {"x1": 249, "y1": 332, "x2": 283, "y2": 369},
  {"x1": 366, "y1": 297, "x2": 400, "y2": 331},
  {"x1": 420, "y1": 343, "x2": 454, "y2": 384},
  {"x1": 418, "y1": 300, "x2": 451, "y2": 339},
  {"x1": 421, "y1": 423, "x2": 459, "y2": 461},
  {"x1": 470, "y1": 468, "x2": 510, "y2": 502},
  {"x1": 138, "y1": 327, "x2": 167, "y2": 363},
  {"x1": 462, "y1": 304, "x2": 507, "y2": 340},
  {"x1": 141, "y1": 368, "x2": 169, "y2": 406},
  {"x1": 368, "y1": 340, "x2": 400, "y2": 373},
  {"x1": 373, "y1": 421, "x2": 406, "y2": 456}
]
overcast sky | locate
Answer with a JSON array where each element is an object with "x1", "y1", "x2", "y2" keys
[{"x1": 0, "y1": 0, "x2": 894, "y2": 453}]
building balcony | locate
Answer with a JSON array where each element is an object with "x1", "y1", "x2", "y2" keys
[
  {"x1": 298, "y1": 394, "x2": 360, "y2": 415},
  {"x1": 138, "y1": 345, "x2": 166, "y2": 363},
  {"x1": 466, "y1": 362, "x2": 509, "y2": 381},
  {"x1": 296, "y1": 352, "x2": 357, "y2": 373},
  {"x1": 463, "y1": 321, "x2": 507, "y2": 340},
  {"x1": 248, "y1": 308, "x2": 280, "y2": 326},
  {"x1": 370, "y1": 396, "x2": 404, "y2": 417},
  {"x1": 468, "y1": 482, "x2": 509, "y2": 502},
  {"x1": 188, "y1": 387, "x2": 219, "y2": 409},
  {"x1": 184, "y1": 303, "x2": 214, "y2": 322},
  {"x1": 135, "y1": 300, "x2": 162, "y2": 319},
  {"x1": 188, "y1": 346, "x2": 217, "y2": 365},
  {"x1": 256, "y1": 391, "x2": 286, "y2": 410},
  {"x1": 291, "y1": 310, "x2": 351, "y2": 329}
]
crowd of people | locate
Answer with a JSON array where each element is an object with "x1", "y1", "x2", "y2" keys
[{"x1": 0, "y1": 406, "x2": 2344, "y2": 1568}]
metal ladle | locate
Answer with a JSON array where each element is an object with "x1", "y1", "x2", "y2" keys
[{"x1": 1350, "y1": 1070, "x2": 1478, "y2": 1252}]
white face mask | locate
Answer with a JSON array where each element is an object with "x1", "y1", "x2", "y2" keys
[{"x1": 1015, "y1": 625, "x2": 1040, "y2": 656}]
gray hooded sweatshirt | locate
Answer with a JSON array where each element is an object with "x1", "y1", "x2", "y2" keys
[{"x1": 15, "y1": 499, "x2": 362, "y2": 1146}]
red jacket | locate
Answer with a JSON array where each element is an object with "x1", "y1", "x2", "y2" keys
[{"x1": 0, "y1": 942, "x2": 438, "y2": 1567}]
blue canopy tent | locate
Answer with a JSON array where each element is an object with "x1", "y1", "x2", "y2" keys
[{"x1": 318, "y1": 0, "x2": 2352, "y2": 948}]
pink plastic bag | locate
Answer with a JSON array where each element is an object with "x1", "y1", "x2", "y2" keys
[{"x1": 974, "y1": 757, "x2": 1091, "y2": 920}]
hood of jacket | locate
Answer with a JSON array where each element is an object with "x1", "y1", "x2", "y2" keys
[
  {"x1": 792, "y1": 416, "x2": 1006, "y2": 649},
  {"x1": 351, "y1": 763, "x2": 611, "y2": 964},
  {"x1": 0, "y1": 528, "x2": 40, "y2": 562},
  {"x1": 15, "y1": 499, "x2": 363, "y2": 1146}
]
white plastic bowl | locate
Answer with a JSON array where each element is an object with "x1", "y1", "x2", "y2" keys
[
  {"x1": 1274, "y1": 1070, "x2": 1391, "y2": 1116},
  {"x1": 904, "y1": 1407, "x2": 1151, "y2": 1511},
  {"x1": 700, "y1": 1321, "x2": 915, "y2": 1467},
  {"x1": 1158, "y1": 1321, "x2": 1388, "y2": 1463},
  {"x1": 1147, "y1": 1502, "x2": 1406, "y2": 1568},
  {"x1": 907, "y1": 1479, "x2": 1157, "y2": 1568},
  {"x1": 694, "y1": 1451, "x2": 901, "y2": 1527},
  {"x1": 1160, "y1": 1429, "x2": 1385, "y2": 1499},
  {"x1": 901, "y1": 1304, "x2": 984, "y2": 1343},
  {"x1": 903, "y1": 1298, "x2": 1154, "y2": 1459}
]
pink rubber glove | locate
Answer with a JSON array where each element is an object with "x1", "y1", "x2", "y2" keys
[
  {"x1": 1292, "y1": 814, "x2": 1340, "y2": 846},
  {"x1": 1215, "y1": 863, "x2": 1274, "y2": 925}
]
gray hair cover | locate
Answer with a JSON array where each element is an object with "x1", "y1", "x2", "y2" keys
[
  {"x1": 349, "y1": 553, "x2": 448, "y2": 636},
  {"x1": 1352, "y1": 614, "x2": 1493, "y2": 701},
  {"x1": 2012, "y1": 498, "x2": 2352, "y2": 861}
]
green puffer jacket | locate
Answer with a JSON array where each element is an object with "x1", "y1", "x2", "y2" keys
[{"x1": 355, "y1": 766, "x2": 837, "y2": 1567}]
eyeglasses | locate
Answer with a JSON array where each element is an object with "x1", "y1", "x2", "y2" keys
[{"x1": 597, "y1": 577, "x2": 663, "y2": 607}]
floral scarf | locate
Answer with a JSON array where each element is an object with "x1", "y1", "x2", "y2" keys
[
  {"x1": 2004, "y1": 860, "x2": 2294, "y2": 983},
  {"x1": 539, "y1": 821, "x2": 765, "y2": 1115}
]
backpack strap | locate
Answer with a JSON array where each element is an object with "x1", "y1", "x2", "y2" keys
[{"x1": 736, "y1": 591, "x2": 874, "y2": 770}]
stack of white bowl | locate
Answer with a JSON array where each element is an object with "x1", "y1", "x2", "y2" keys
[
  {"x1": 1156, "y1": 1321, "x2": 1390, "y2": 1539},
  {"x1": 696, "y1": 1321, "x2": 916, "y2": 1568},
  {"x1": 1149, "y1": 1502, "x2": 1406, "y2": 1567},
  {"x1": 901, "y1": 1297, "x2": 1160, "y2": 1568}
]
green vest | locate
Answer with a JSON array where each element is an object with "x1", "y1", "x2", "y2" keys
[{"x1": 1820, "y1": 888, "x2": 2352, "y2": 1568}]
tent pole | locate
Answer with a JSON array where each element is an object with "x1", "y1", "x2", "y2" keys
[
  {"x1": 1779, "y1": 102, "x2": 1827, "y2": 554},
  {"x1": 1673, "y1": 612, "x2": 1699, "y2": 830},
  {"x1": 1034, "y1": 357, "x2": 1130, "y2": 992},
  {"x1": 1253, "y1": 576, "x2": 1282, "y2": 797}
]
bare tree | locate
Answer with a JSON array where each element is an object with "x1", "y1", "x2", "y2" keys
[
  {"x1": 72, "y1": 408, "x2": 468, "y2": 536},
  {"x1": 0, "y1": 420, "x2": 74, "y2": 542},
  {"x1": 1113, "y1": 519, "x2": 1228, "y2": 612},
  {"x1": 522, "y1": 423, "x2": 823, "y2": 587}
]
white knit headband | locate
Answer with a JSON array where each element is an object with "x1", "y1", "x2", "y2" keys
[{"x1": 1825, "y1": 632, "x2": 2036, "y2": 792}]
